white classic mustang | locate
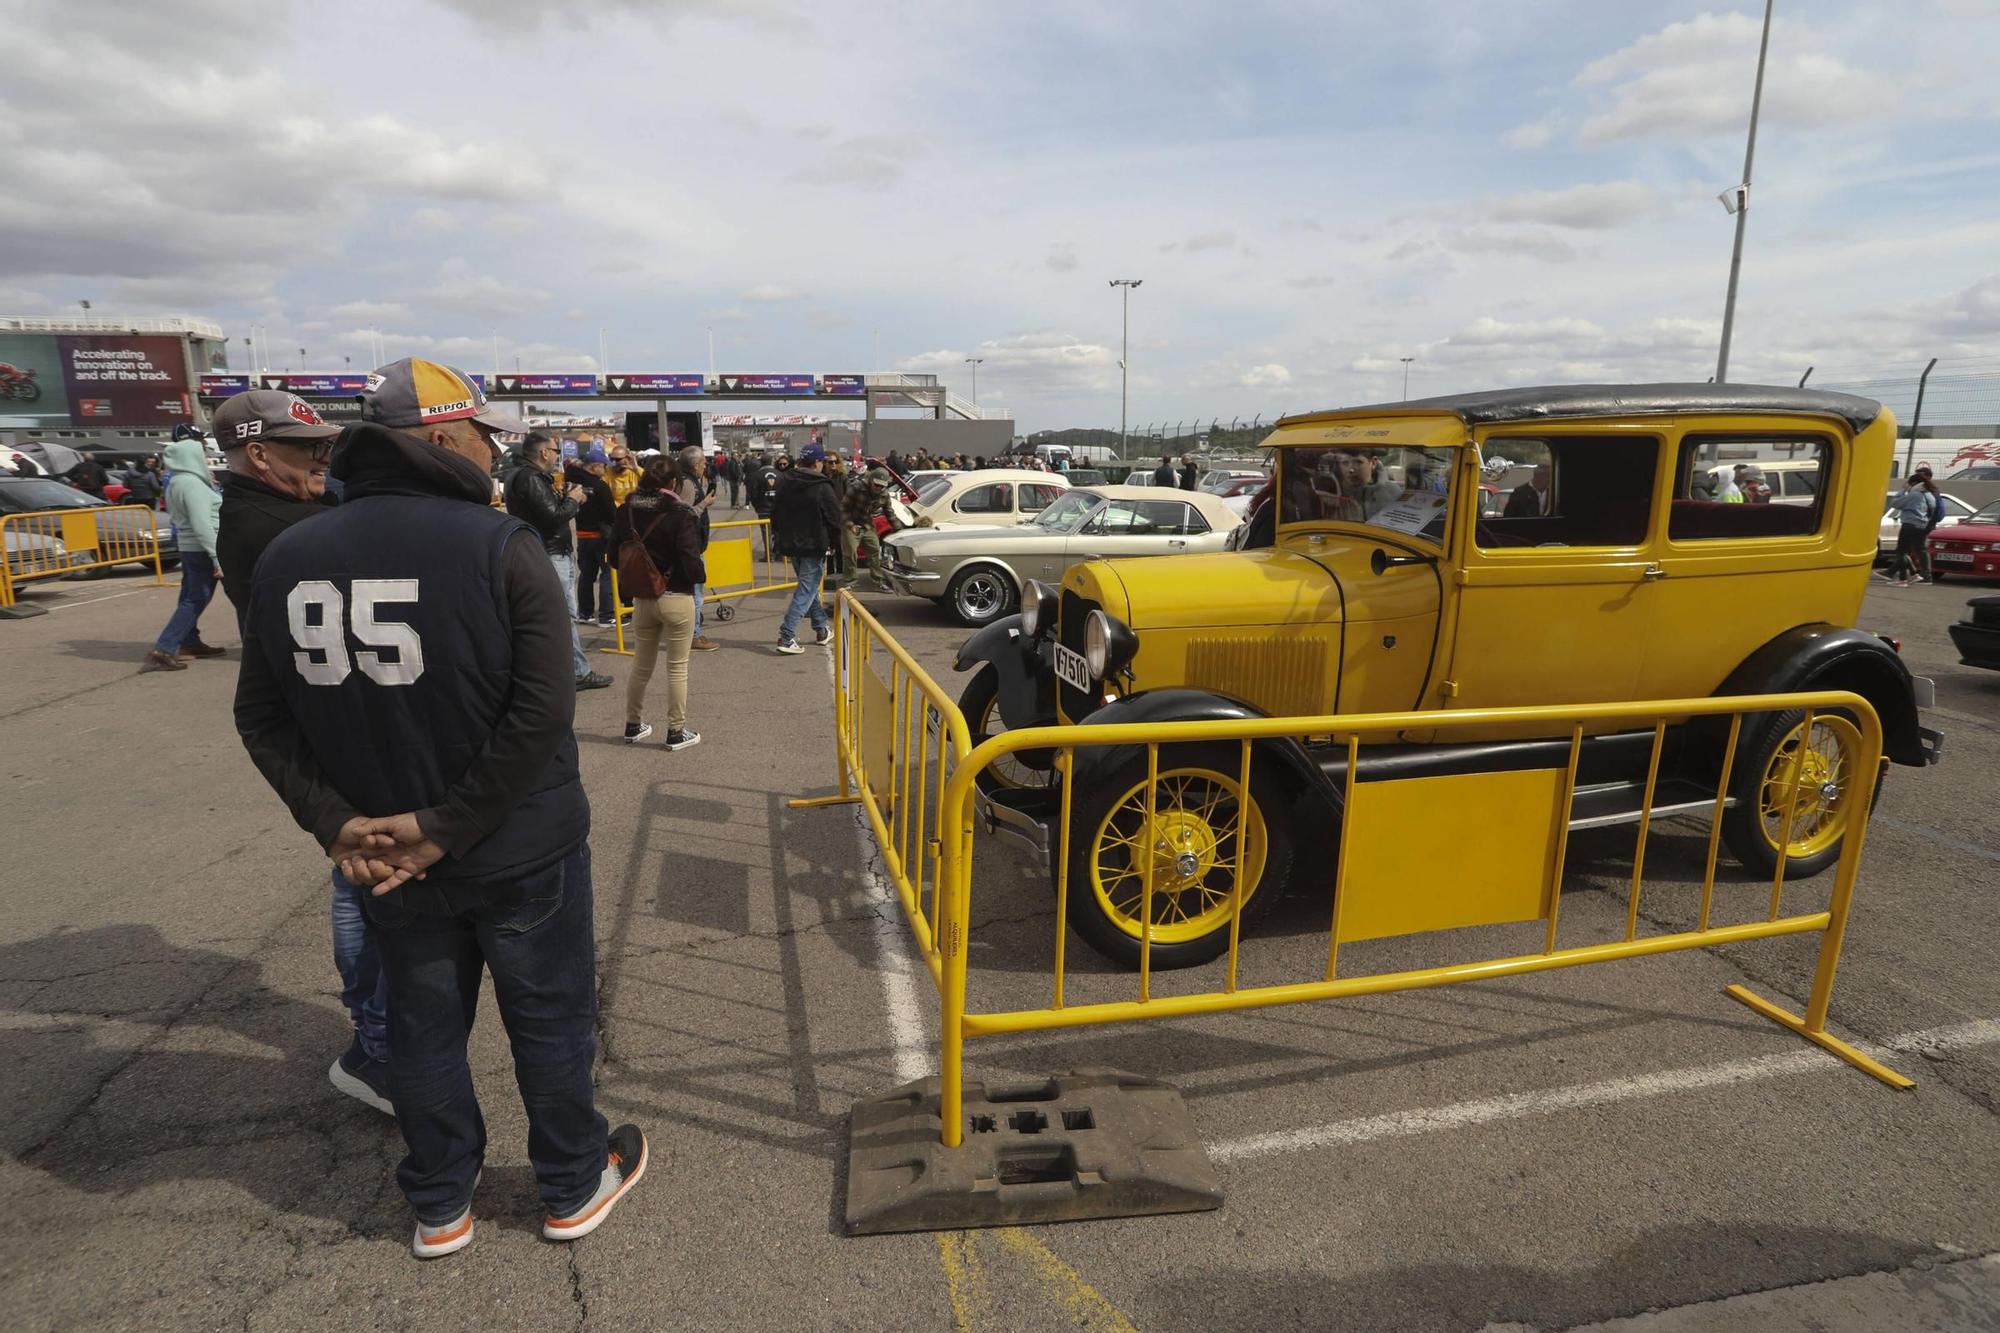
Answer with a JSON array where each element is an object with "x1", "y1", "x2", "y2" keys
[{"x1": 878, "y1": 485, "x2": 1243, "y2": 626}]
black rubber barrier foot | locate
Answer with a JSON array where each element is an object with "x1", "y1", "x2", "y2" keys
[
  {"x1": 0, "y1": 602, "x2": 48, "y2": 619},
  {"x1": 843, "y1": 1068, "x2": 1222, "y2": 1235}
]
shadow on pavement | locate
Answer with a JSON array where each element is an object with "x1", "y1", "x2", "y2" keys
[
  {"x1": 1140, "y1": 1222, "x2": 1936, "y2": 1333},
  {"x1": 0, "y1": 923, "x2": 400, "y2": 1231}
]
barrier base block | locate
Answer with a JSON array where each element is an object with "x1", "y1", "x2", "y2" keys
[{"x1": 843, "y1": 1068, "x2": 1223, "y2": 1236}]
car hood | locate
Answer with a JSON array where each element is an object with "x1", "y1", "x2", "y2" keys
[
  {"x1": 1934, "y1": 521, "x2": 2000, "y2": 541},
  {"x1": 1077, "y1": 547, "x2": 1344, "y2": 629}
]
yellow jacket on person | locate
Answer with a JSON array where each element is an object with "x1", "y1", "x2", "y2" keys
[{"x1": 605, "y1": 466, "x2": 641, "y2": 507}]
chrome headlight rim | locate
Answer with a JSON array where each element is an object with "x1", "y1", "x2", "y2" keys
[
  {"x1": 1083, "y1": 609, "x2": 1137, "y2": 678},
  {"x1": 1020, "y1": 580, "x2": 1056, "y2": 637}
]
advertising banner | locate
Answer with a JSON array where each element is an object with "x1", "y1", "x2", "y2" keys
[
  {"x1": 60, "y1": 335, "x2": 193, "y2": 427},
  {"x1": 260, "y1": 373, "x2": 367, "y2": 396},
  {"x1": 717, "y1": 373, "x2": 813, "y2": 395},
  {"x1": 820, "y1": 374, "x2": 867, "y2": 396},
  {"x1": 492, "y1": 373, "x2": 597, "y2": 396},
  {"x1": 0, "y1": 333, "x2": 194, "y2": 429},
  {"x1": 605, "y1": 373, "x2": 706, "y2": 395},
  {"x1": 200, "y1": 374, "x2": 252, "y2": 398}
]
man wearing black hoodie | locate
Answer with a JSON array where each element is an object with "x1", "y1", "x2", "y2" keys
[
  {"x1": 234, "y1": 358, "x2": 645, "y2": 1260},
  {"x1": 770, "y1": 442, "x2": 843, "y2": 653},
  {"x1": 213, "y1": 389, "x2": 399, "y2": 1120}
]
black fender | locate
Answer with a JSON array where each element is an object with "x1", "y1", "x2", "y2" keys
[
  {"x1": 1712, "y1": 624, "x2": 1934, "y2": 768},
  {"x1": 952, "y1": 614, "x2": 1056, "y2": 733},
  {"x1": 1068, "y1": 689, "x2": 1343, "y2": 820}
]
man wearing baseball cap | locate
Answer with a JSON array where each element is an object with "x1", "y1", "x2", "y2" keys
[
  {"x1": 769, "y1": 441, "x2": 843, "y2": 653},
  {"x1": 234, "y1": 358, "x2": 645, "y2": 1258},
  {"x1": 214, "y1": 388, "x2": 401, "y2": 1118}
]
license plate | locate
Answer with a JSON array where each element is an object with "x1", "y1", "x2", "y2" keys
[
  {"x1": 1054, "y1": 642, "x2": 1093, "y2": 691},
  {"x1": 1934, "y1": 550, "x2": 1973, "y2": 563}
]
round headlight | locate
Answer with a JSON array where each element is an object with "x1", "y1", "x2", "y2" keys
[
  {"x1": 1020, "y1": 580, "x2": 1054, "y2": 637},
  {"x1": 1084, "y1": 610, "x2": 1112, "y2": 677}
]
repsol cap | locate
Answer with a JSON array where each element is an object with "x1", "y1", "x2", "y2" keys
[
  {"x1": 211, "y1": 389, "x2": 341, "y2": 448},
  {"x1": 361, "y1": 357, "x2": 526, "y2": 434}
]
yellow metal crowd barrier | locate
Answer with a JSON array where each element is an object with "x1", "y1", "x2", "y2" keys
[
  {"x1": 796, "y1": 593, "x2": 1909, "y2": 1156},
  {"x1": 0, "y1": 504, "x2": 166, "y2": 608},
  {"x1": 602, "y1": 516, "x2": 797, "y2": 655}
]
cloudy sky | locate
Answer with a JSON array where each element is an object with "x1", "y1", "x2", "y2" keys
[{"x1": 3, "y1": 0, "x2": 1998, "y2": 430}]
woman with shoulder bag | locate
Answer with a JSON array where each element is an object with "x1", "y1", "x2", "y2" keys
[{"x1": 610, "y1": 458, "x2": 707, "y2": 751}]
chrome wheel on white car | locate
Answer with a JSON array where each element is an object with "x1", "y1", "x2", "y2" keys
[{"x1": 946, "y1": 565, "x2": 1015, "y2": 627}]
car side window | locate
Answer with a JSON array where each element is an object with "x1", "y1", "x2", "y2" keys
[
  {"x1": 1475, "y1": 436, "x2": 1658, "y2": 549},
  {"x1": 955, "y1": 483, "x2": 1011, "y2": 514},
  {"x1": 1668, "y1": 436, "x2": 1829, "y2": 542},
  {"x1": 1180, "y1": 503, "x2": 1211, "y2": 535},
  {"x1": 1021, "y1": 484, "x2": 1065, "y2": 512},
  {"x1": 1083, "y1": 500, "x2": 1147, "y2": 534},
  {"x1": 1134, "y1": 500, "x2": 1191, "y2": 534}
]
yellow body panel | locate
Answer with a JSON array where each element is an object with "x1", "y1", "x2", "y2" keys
[{"x1": 1337, "y1": 767, "x2": 1563, "y2": 942}]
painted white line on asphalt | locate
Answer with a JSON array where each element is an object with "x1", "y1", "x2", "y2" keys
[
  {"x1": 47, "y1": 587, "x2": 162, "y2": 611},
  {"x1": 1208, "y1": 1018, "x2": 2000, "y2": 1163},
  {"x1": 825, "y1": 643, "x2": 933, "y2": 1083}
]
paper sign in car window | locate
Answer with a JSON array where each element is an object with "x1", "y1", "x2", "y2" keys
[{"x1": 1370, "y1": 491, "x2": 1449, "y2": 536}]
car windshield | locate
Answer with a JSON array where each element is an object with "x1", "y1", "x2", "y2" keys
[
  {"x1": 0, "y1": 479, "x2": 98, "y2": 511},
  {"x1": 915, "y1": 479, "x2": 954, "y2": 507},
  {"x1": 1031, "y1": 490, "x2": 1100, "y2": 532},
  {"x1": 1277, "y1": 445, "x2": 1455, "y2": 544},
  {"x1": 1946, "y1": 465, "x2": 2000, "y2": 481},
  {"x1": 1973, "y1": 501, "x2": 2000, "y2": 524}
]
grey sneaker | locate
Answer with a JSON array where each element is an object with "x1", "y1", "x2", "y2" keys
[
  {"x1": 775, "y1": 639, "x2": 805, "y2": 655},
  {"x1": 543, "y1": 1124, "x2": 647, "y2": 1242},
  {"x1": 576, "y1": 670, "x2": 614, "y2": 690},
  {"x1": 330, "y1": 1036, "x2": 393, "y2": 1116}
]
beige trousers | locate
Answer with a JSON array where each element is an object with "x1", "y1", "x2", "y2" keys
[{"x1": 625, "y1": 591, "x2": 696, "y2": 731}]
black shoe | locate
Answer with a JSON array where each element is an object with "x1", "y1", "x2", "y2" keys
[
  {"x1": 178, "y1": 637, "x2": 226, "y2": 660},
  {"x1": 595, "y1": 618, "x2": 615, "y2": 626},
  {"x1": 329, "y1": 1035, "x2": 394, "y2": 1115},
  {"x1": 576, "y1": 671, "x2": 614, "y2": 690},
  {"x1": 624, "y1": 721, "x2": 653, "y2": 744},
  {"x1": 664, "y1": 728, "x2": 702, "y2": 752},
  {"x1": 543, "y1": 1124, "x2": 647, "y2": 1242}
]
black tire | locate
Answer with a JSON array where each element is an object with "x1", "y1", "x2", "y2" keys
[
  {"x1": 958, "y1": 666, "x2": 1056, "y2": 795},
  {"x1": 945, "y1": 564, "x2": 1016, "y2": 627},
  {"x1": 1063, "y1": 743, "x2": 1295, "y2": 969},
  {"x1": 712, "y1": 601, "x2": 736, "y2": 621},
  {"x1": 1720, "y1": 707, "x2": 1869, "y2": 880}
]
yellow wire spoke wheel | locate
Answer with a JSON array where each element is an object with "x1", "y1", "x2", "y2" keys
[
  {"x1": 1756, "y1": 713, "x2": 1863, "y2": 860},
  {"x1": 1088, "y1": 766, "x2": 1269, "y2": 944}
]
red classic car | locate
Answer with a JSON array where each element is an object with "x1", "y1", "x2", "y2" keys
[{"x1": 1927, "y1": 500, "x2": 2000, "y2": 581}]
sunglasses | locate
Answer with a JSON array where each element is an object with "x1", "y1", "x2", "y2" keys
[{"x1": 257, "y1": 437, "x2": 336, "y2": 464}]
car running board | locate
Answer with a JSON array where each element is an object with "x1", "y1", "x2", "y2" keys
[{"x1": 1567, "y1": 778, "x2": 1734, "y2": 831}]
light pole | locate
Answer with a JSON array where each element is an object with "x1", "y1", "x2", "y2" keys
[
  {"x1": 1399, "y1": 356, "x2": 1415, "y2": 401},
  {"x1": 1715, "y1": 0, "x2": 1774, "y2": 384},
  {"x1": 964, "y1": 356, "x2": 984, "y2": 406},
  {"x1": 1109, "y1": 278, "x2": 1142, "y2": 453}
]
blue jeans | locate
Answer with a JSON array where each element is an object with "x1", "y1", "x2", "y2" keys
[
  {"x1": 575, "y1": 535, "x2": 614, "y2": 621},
  {"x1": 362, "y1": 844, "x2": 608, "y2": 1225},
  {"x1": 152, "y1": 551, "x2": 216, "y2": 652},
  {"x1": 547, "y1": 550, "x2": 590, "y2": 678},
  {"x1": 331, "y1": 869, "x2": 389, "y2": 1061},
  {"x1": 691, "y1": 580, "x2": 705, "y2": 637},
  {"x1": 778, "y1": 554, "x2": 828, "y2": 644}
]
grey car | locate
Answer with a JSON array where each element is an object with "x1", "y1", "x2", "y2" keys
[
  {"x1": 879, "y1": 485, "x2": 1242, "y2": 626},
  {"x1": 0, "y1": 476, "x2": 179, "y2": 577}
]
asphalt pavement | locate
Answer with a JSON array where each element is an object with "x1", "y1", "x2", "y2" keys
[{"x1": 1, "y1": 553, "x2": 1996, "y2": 1332}]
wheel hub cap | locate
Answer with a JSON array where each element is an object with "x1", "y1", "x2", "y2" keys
[{"x1": 1147, "y1": 813, "x2": 1218, "y2": 883}]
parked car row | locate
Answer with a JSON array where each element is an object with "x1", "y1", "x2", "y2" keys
[{"x1": 0, "y1": 475, "x2": 180, "y2": 579}]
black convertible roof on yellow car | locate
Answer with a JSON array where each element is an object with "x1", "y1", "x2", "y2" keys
[{"x1": 1279, "y1": 383, "x2": 1883, "y2": 434}]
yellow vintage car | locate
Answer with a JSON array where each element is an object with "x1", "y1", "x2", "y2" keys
[{"x1": 956, "y1": 384, "x2": 1945, "y2": 968}]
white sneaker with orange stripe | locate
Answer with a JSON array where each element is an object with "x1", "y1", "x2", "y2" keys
[
  {"x1": 543, "y1": 1123, "x2": 647, "y2": 1242},
  {"x1": 412, "y1": 1206, "x2": 474, "y2": 1259}
]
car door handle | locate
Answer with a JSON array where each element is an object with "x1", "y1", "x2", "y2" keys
[
  {"x1": 1642, "y1": 563, "x2": 1667, "y2": 580},
  {"x1": 1167, "y1": 538, "x2": 1186, "y2": 547}
]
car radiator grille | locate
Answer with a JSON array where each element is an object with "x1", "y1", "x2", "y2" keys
[
  {"x1": 1185, "y1": 634, "x2": 1333, "y2": 719},
  {"x1": 1057, "y1": 589, "x2": 1101, "y2": 722}
]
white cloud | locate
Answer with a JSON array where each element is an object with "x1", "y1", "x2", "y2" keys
[
  {"x1": 1574, "y1": 12, "x2": 1870, "y2": 146},
  {"x1": 1502, "y1": 119, "x2": 1553, "y2": 150},
  {"x1": 791, "y1": 135, "x2": 907, "y2": 191},
  {"x1": 1238, "y1": 363, "x2": 1292, "y2": 388},
  {"x1": 742, "y1": 284, "x2": 803, "y2": 303},
  {"x1": 1482, "y1": 181, "x2": 1664, "y2": 229},
  {"x1": 419, "y1": 259, "x2": 554, "y2": 320},
  {"x1": 902, "y1": 332, "x2": 1120, "y2": 394},
  {"x1": 328, "y1": 300, "x2": 414, "y2": 324},
  {"x1": 1162, "y1": 230, "x2": 1236, "y2": 253},
  {"x1": 1046, "y1": 243, "x2": 1078, "y2": 273}
]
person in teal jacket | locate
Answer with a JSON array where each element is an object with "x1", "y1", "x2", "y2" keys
[{"x1": 143, "y1": 432, "x2": 227, "y2": 670}]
